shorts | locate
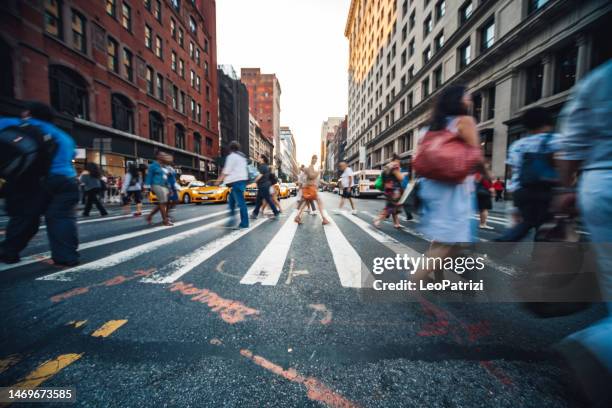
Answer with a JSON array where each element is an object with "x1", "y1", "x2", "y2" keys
[
  {"x1": 123, "y1": 190, "x2": 142, "y2": 205},
  {"x1": 151, "y1": 185, "x2": 169, "y2": 203},
  {"x1": 342, "y1": 188, "x2": 352, "y2": 198}
]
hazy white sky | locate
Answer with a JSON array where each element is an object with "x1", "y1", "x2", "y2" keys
[{"x1": 216, "y1": 0, "x2": 351, "y2": 165}]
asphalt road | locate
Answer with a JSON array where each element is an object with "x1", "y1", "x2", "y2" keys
[{"x1": 0, "y1": 192, "x2": 604, "y2": 407}]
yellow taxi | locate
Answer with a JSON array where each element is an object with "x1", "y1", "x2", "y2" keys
[
  {"x1": 278, "y1": 183, "x2": 291, "y2": 199},
  {"x1": 148, "y1": 181, "x2": 231, "y2": 204},
  {"x1": 244, "y1": 183, "x2": 258, "y2": 202}
]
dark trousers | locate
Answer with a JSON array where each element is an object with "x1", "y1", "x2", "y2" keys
[
  {"x1": 2, "y1": 175, "x2": 79, "y2": 263},
  {"x1": 496, "y1": 187, "x2": 552, "y2": 242},
  {"x1": 495, "y1": 190, "x2": 503, "y2": 201},
  {"x1": 83, "y1": 188, "x2": 107, "y2": 216},
  {"x1": 253, "y1": 184, "x2": 279, "y2": 216}
]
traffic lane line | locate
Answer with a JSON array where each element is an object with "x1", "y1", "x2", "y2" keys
[
  {"x1": 0, "y1": 354, "x2": 21, "y2": 375},
  {"x1": 143, "y1": 217, "x2": 269, "y2": 284},
  {"x1": 37, "y1": 215, "x2": 232, "y2": 281},
  {"x1": 240, "y1": 349, "x2": 359, "y2": 408},
  {"x1": 91, "y1": 320, "x2": 128, "y2": 338},
  {"x1": 240, "y1": 210, "x2": 298, "y2": 286},
  {"x1": 0, "y1": 210, "x2": 229, "y2": 273}
]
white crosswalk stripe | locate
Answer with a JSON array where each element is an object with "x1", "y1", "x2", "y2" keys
[
  {"x1": 0, "y1": 210, "x2": 228, "y2": 272},
  {"x1": 142, "y1": 217, "x2": 270, "y2": 284},
  {"x1": 240, "y1": 211, "x2": 299, "y2": 286},
  {"x1": 38, "y1": 215, "x2": 232, "y2": 281}
]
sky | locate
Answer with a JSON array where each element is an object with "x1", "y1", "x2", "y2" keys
[{"x1": 216, "y1": 0, "x2": 351, "y2": 165}]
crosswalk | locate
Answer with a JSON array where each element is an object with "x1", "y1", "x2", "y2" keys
[{"x1": 1, "y1": 199, "x2": 518, "y2": 289}]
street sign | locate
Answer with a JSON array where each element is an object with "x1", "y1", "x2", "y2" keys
[{"x1": 359, "y1": 146, "x2": 366, "y2": 164}]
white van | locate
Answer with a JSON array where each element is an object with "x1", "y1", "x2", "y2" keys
[{"x1": 351, "y1": 169, "x2": 382, "y2": 197}]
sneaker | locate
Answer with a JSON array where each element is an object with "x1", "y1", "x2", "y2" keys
[
  {"x1": 311, "y1": 211, "x2": 317, "y2": 216},
  {"x1": 479, "y1": 224, "x2": 494, "y2": 230},
  {"x1": 351, "y1": 210, "x2": 358, "y2": 215}
]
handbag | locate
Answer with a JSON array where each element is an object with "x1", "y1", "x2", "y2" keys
[
  {"x1": 302, "y1": 185, "x2": 317, "y2": 201},
  {"x1": 413, "y1": 128, "x2": 482, "y2": 183}
]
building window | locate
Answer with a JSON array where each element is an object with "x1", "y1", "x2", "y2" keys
[
  {"x1": 171, "y1": 51, "x2": 177, "y2": 71},
  {"x1": 171, "y1": 85, "x2": 178, "y2": 109},
  {"x1": 554, "y1": 45, "x2": 577, "y2": 94},
  {"x1": 153, "y1": 0, "x2": 161, "y2": 22},
  {"x1": 171, "y1": 0, "x2": 180, "y2": 12},
  {"x1": 71, "y1": 9, "x2": 86, "y2": 53},
  {"x1": 144, "y1": 0, "x2": 151, "y2": 11},
  {"x1": 400, "y1": 100, "x2": 406, "y2": 116},
  {"x1": 179, "y1": 91, "x2": 185, "y2": 113},
  {"x1": 111, "y1": 94, "x2": 134, "y2": 133},
  {"x1": 155, "y1": 35, "x2": 163, "y2": 58},
  {"x1": 408, "y1": 65, "x2": 414, "y2": 79},
  {"x1": 123, "y1": 48, "x2": 133, "y2": 81},
  {"x1": 190, "y1": 70, "x2": 195, "y2": 88},
  {"x1": 204, "y1": 61, "x2": 209, "y2": 77},
  {"x1": 196, "y1": 103, "x2": 201, "y2": 122},
  {"x1": 459, "y1": 1, "x2": 473, "y2": 24},
  {"x1": 170, "y1": 19, "x2": 176, "y2": 39},
  {"x1": 121, "y1": 2, "x2": 131, "y2": 31},
  {"x1": 433, "y1": 66, "x2": 443, "y2": 89},
  {"x1": 190, "y1": 98, "x2": 196, "y2": 120},
  {"x1": 401, "y1": 49, "x2": 407, "y2": 67},
  {"x1": 196, "y1": 75, "x2": 201, "y2": 92},
  {"x1": 472, "y1": 92, "x2": 482, "y2": 122},
  {"x1": 528, "y1": 0, "x2": 550, "y2": 14},
  {"x1": 107, "y1": 37, "x2": 118, "y2": 73},
  {"x1": 525, "y1": 60, "x2": 544, "y2": 105},
  {"x1": 409, "y1": 10, "x2": 416, "y2": 30},
  {"x1": 402, "y1": 24, "x2": 408, "y2": 42},
  {"x1": 408, "y1": 38, "x2": 415, "y2": 56},
  {"x1": 422, "y1": 77, "x2": 430, "y2": 98},
  {"x1": 189, "y1": 42, "x2": 194, "y2": 59},
  {"x1": 206, "y1": 111, "x2": 211, "y2": 129},
  {"x1": 480, "y1": 18, "x2": 495, "y2": 52},
  {"x1": 205, "y1": 84, "x2": 210, "y2": 101},
  {"x1": 195, "y1": 48, "x2": 201, "y2": 65},
  {"x1": 205, "y1": 136, "x2": 213, "y2": 150},
  {"x1": 458, "y1": 40, "x2": 471, "y2": 68},
  {"x1": 407, "y1": 91, "x2": 413, "y2": 109},
  {"x1": 194, "y1": 133, "x2": 201, "y2": 154},
  {"x1": 44, "y1": 0, "x2": 63, "y2": 39},
  {"x1": 178, "y1": 28, "x2": 184, "y2": 48},
  {"x1": 178, "y1": 59, "x2": 184, "y2": 78},
  {"x1": 49, "y1": 65, "x2": 89, "y2": 119},
  {"x1": 486, "y1": 87, "x2": 496, "y2": 120},
  {"x1": 435, "y1": 31, "x2": 444, "y2": 52},
  {"x1": 106, "y1": 0, "x2": 116, "y2": 18},
  {"x1": 204, "y1": 38, "x2": 209, "y2": 53},
  {"x1": 145, "y1": 66, "x2": 154, "y2": 94},
  {"x1": 436, "y1": 0, "x2": 446, "y2": 20},
  {"x1": 156, "y1": 73, "x2": 164, "y2": 99},
  {"x1": 402, "y1": 0, "x2": 408, "y2": 17},
  {"x1": 423, "y1": 46, "x2": 432, "y2": 64},
  {"x1": 145, "y1": 25, "x2": 152, "y2": 49},
  {"x1": 175, "y1": 124, "x2": 186, "y2": 149},
  {"x1": 189, "y1": 17, "x2": 197, "y2": 34},
  {"x1": 423, "y1": 14, "x2": 433, "y2": 37},
  {"x1": 149, "y1": 111, "x2": 164, "y2": 143}
]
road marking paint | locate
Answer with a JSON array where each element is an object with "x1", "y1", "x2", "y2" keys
[
  {"x1": 168, "y1": 282, "x2": 259, "y2": 324},
  {"x1": 91, "y1": 320, "x2": 127, "y2": 338},
  {"x1": 240, "y1": 349, "x2": 358, "y2": 408},
  {"x1": 38, "y1": 211, "x2": 153, "y2": 230},
  {"x1": 142, "y1": 218, "x2": 268, "y2": 284},
  {"x1": 0, "y1": 354, "x2": 21, "y2": 374},
  {"x1": 66, "y1": 320, "x2": 87, "y2": 328},
  {"x1": 471, "y1": 216, "x2": 507, "y2": 226},
  {"x1": 307, "y1": 304, "x2": 332, "y2": 325},
  {"x1": 1, "y1": 210, "x2": 228, "y2": 272},
  {"x1": 39, "y1": 215, "x2": 232, "y2": 281},
  {"x1": 4, "y1": 353, "x2": 82, "y2": 389},
  {"x1": 240, "y1": 211, "x2": 298, "y2": 286},
  {"x1": 322, "y1": 211, "x2": 367, "y2": 288},
  {"x1": 50, "y1": 269, "x2": 155, "y2": 302}
]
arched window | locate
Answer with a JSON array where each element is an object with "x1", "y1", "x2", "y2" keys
[
  {"x1": 175, "y1": 124, "x2": 186, "y2": 150},
  {"x1": 149, "y1": 111, "x2": 164, "y2": 143},
  {"x1": 0, "y1": 39, "x2": 14, "y2": 98},
  {"x1": 49, "y1": 65, "x2": 88, "y2": 119},
  {"x1": 111, "y1": 94, "x2": 134, "y2": 133},
  {"x1": 193, "y1": 132, "x2": 201, "y2": 155}
]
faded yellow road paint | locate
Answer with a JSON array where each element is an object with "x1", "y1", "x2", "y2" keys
[
  {"x1": 91, "y1": 320, "x2": 127, "y2": 338},
  {"x1": 0, "y1": 354, "x2": 20, "y2": 374},
  {"x1": 9, "y1": 353, "x2": 82, "y2": 389},
  {"x1": 66, "y1": 320, "x2": 87, "y2": 328}
]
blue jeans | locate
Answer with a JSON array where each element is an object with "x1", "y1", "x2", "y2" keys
[
  {"x1": 564, "y1": 170, "x2": 612, "y2": 375},
  {"x1": 227, "y1": 180, "x2": 248, "y2": 228}
]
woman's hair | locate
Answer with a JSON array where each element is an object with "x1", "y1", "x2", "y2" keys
[
  {"x1": 429, "y1": 85, "x2": 468, "y2": 131},
  {"x1": 85, "y1": 162, "x2": 101, "y2": 179}
]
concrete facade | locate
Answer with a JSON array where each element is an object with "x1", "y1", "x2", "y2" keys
[
  {"x1": 279, "y1": 126, "x2": 298, "y2": 181},
  {"x1": 345, "y1": 0, "x2": 612, "y2": 179},
  {"x1": 0, "y1": 0, "x2": 220, "y2": 179},
  {"x1": 320, "y1": 117, "x2": 343, "y2": 174}
]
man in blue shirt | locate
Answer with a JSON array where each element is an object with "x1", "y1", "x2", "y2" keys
[{"x1": 0, "y1": 102, "x2": 79, "y2": 266}]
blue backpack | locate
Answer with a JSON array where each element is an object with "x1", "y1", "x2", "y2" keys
[{"x1": 519, "y1": 134, "x2": 559, "y2": 188}]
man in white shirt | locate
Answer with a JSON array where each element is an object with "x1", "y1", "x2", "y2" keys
[
  {"x1": 338, "y1": 161, "x2": 357, "y2": 214},
  {"x1": 217, "y1": 141, "x2": 249, "y2": 228}
]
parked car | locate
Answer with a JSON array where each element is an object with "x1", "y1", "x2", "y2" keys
[
  {"x1": 244, "y1": 183, "x2": 258, "y2": 202},
  {"x1": 279, "y1": 183, "x2": 291, "y2": 199},
  {"x1": 286, "y1": 183, "x2": 298, "y2": 196},
  {"x1": 351, "y1": 170, "x2": 382, "y2": 197},
  {"x1": 149, "y1": 180, "x2": 231, "y2": 204}
]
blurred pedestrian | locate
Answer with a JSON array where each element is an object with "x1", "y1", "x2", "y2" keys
[
  {"x1": 475, "y1": 169, "x2": 494, "y2": 230},
  {"x1": 297, "y1": 164, "x2": 316, "y2": 214},
  {"x1": 217, "y1": 141, "x2": 249, "y2": 229},
  {"x1": 495, "y1": 107, "x2": 561, "y2": 242},
  {"x1": 338, "y1": 161, "x2": 357, "y2": 214},
  {"x1": 121, "y1": 163, "x2": 143, "y2": 216},
  {"x1": 373, "y1": 153, "x2": 404, "y2": 229},
  {"x1": 493, "y1": 177, "x2": 505, "y2": 201},
  {"x1": 295, "y1": 155, "x2": 330, "y2": 225},
  {"x1": 412, "y1": 85, "x2": 482, "y2": 281},
  {"x1": 164, "y1": 159, "x2": 179, "y2": 219},
  {"x1": 0, "y1": 102, "x2": 79, "y2": 266},
  {"x1": 554, "y1": 60, "x2": 612, "y2": 405},
  {"x1": 80, "y1": 163, "x2": 108, "y2": 217},
  {"x1": 251, "y1": 155, "x2": 279, "y2": 219},
  {"x1": 145, "y1": 151, "x2": 172, "y2": 226}
]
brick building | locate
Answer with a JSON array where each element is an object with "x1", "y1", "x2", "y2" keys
[
  {"x1": 0, "y1": 0, "x2": 219, "y2": 180},
  {"x1": 217, "y1": 65, "x2": 249, "y2": 159},
  {"x1": 240, "y1": 68, "x2": 281, "y2": 168}
]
